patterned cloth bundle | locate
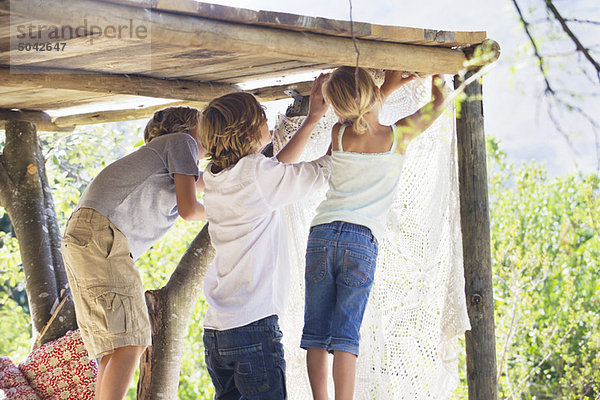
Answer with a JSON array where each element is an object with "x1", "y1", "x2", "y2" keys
[{"x1": 0, "y1": 330, "x2": 97, "y2": 400}]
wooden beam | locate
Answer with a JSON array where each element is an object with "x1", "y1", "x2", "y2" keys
[
  {"x1": 0, "y1": 67, "x2": 237, "y2": 101},
  {"x1": 5, "y1": 0, "x2": 482, "y2": 74},
  {"x1": 0, "y1": 108, "x2": 51, "y2": 123},
  {"x1": 49, "y1": 81, "x2": 312, "y2": 128},
  {"x1": 51, "y1": 100, "x2": 204, "y2": 127},
  {"x1": 1, "y1": 67, "x2": 315, "y2": 103},
  {"x1": 103, "y1": 0, "x2": 487, "y2": 47},
  {"x1": 249, "y1": 80, "x2": 313, "y2": 101},
  {"x1": 0, "y1": 108, "x2": 72, "y2": 131},
  {"x1": 454, "y1": 70, "x2": 498, "y2": 400}
]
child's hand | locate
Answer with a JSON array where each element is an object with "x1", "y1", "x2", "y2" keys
[
  {"x1": 307, "y1": 73, "x2": 329, "y2": 121},
  {"x1": 431, "y1": 74, "x2": 446, "y2": 110},
  {"x1": 380, "y1": 70, "x2": 416, "y2": 100},
  {"x1": 385, "y1": 70, "x2": 416, "y2": 87}
]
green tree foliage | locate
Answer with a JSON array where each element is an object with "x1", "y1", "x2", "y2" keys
[{"x1": 488, "y1": 137, "x2": 600, "y2": 399}]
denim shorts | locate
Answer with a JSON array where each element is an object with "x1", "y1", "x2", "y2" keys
[
  {"x1": 301, "y1": 221, "x2": 378, "y2": 356},
  {"x1": 203, "y1": 315, "x2": 286, "y2": 400}
]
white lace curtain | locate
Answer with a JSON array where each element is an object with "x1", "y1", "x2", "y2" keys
[{"x1": 273, "y1": 75, "x2": 471, "y2": 400}]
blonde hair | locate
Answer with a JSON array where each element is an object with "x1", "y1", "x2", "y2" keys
[
  {"x1": 323, "y1": 66, "x2": 381, "y2": 134},
  {"x1": 144, "y1": 106, "x2": 201, "y2": 143},
  {"x1": 199, "y1": 92, "x2": 266, "y2": 170}
]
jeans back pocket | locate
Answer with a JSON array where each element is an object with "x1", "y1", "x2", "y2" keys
[
  {"x1": 342, "y1": 249, "x2": 376, "y2": 287},
  {"x1": 305, "y1": 246, "x2": 327, "y2": 283}
]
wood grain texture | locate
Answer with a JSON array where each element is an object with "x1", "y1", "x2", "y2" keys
[
  {"x1": 102, "y1": 0, "x2": 485, "y2": 46},
  {"x1": 1, "y1": 66, "x2": 237, "y2": 100},
  {"x1": 0, "y1": 0, "x2": 496, "y2": 117},
  {"x1": 5, "y1": 0, "x2": 470, "y2": 73},
  {"x1": 454, "y1": 70, "x2": 499, "y2": 400}
]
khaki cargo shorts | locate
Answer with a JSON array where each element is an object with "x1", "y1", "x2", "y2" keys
[{"x1": 61, "y1": 208, "x2": 151, "y2": 359}]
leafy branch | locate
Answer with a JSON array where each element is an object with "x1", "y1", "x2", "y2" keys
[{"x1": 510, "y1": 0, "x2": 600, "y2": 172}]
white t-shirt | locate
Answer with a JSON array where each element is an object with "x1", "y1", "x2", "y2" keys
[{"x1": 202, "y1": 153, "x2": 331, "y2": 330}]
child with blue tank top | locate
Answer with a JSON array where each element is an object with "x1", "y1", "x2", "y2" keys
[{"x1": 300, "y1": 67, "x2": 447, "y2": 400}]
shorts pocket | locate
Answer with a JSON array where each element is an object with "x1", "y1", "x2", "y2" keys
[
  {"x1": 305, "y1": 247, "x2": 327, "y2": 283},
  {"x1": 62, "y1": 216, "x2": 94, "y2": 248},
  {"x1": 220, "y1": 344, "x2": 270, "y2": 396},
  {"x1": 84, "y1": 286, "x2": 135, "y2": 334},
  {"x1": 342, "y1": 249, "x2": 375, "y2": 287}
]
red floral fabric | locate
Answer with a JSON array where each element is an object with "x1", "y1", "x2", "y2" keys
[{"x1": 0, "y1": 330, "x2": 97, "y2": 400}]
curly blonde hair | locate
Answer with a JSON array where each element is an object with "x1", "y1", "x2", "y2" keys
[
  {"x1": 323, "y1": 66, "x2": 381, "y2": 134},
  {"x1": 144, "y1": 106, "x2": 201, "y2": 143},
  {"x1": 199, "y1": 92, "x2": 266, "y2": 170}
]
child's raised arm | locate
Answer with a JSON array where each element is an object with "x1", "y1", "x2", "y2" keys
[
  {"x1": 275, "y1": 73, "x2": 329, "y2": 163},
  {"x1": 394, "y1": 74, "x2": 447, "y2": 152}
]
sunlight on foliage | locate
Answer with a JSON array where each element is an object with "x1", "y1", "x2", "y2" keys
[{"x1": 486, "y1": 137, "x2": 599, "y2": 399}]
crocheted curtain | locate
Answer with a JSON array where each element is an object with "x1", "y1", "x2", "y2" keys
[{"x1": 273, "y1": 74, "x2": 471, "y2": 399}]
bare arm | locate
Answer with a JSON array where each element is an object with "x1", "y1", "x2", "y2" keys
[
  {"x1": 394, "y1": 75, "x2": 447, "y2": 152},
  {"x1": 174, "y1": 173, "x2": 206, "y2": 221},
  {"x1": 275, "y1": 73, "x2": 329, "y2": 163}
]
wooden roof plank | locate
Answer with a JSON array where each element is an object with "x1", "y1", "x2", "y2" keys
[
  {"x1": 0, "y1": 65, "x2": 315, "y2": 112},
  {"x1": 5, "y1": 0, "x2": 473, "y2": 74},
  {"x1": 0, "y1": 66, "x2": 237, "y2": 101},
  {"x1": 0, "y1": 89, "x2": 116, "y2": 110},
  {"x1": 0, "y1": 35, "x2": 138, "y2": 66},
  {"x1": 50, "y1": 80, "x2": 316, "y2": 128},
  {"x1": 101, "y1": 0, "x2": 485, "y2": 47}
]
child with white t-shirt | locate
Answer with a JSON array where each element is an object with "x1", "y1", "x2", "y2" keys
[{"x1": 199, "y1": 75, "x2": 330, "y2": 399}]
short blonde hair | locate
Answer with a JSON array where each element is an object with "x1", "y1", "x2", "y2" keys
[
  {"x1": 199, "y1": 92, "x2": 266, "y2": 170},
  {"x1": 323, "y1": 66, "x2": 381, "y2": 134},
  {"x1": 144, "y1": 106, "x2": 200, "y2": 143}
]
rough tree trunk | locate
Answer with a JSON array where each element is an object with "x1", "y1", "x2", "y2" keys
[
  {"x1": 0, "y1": 120, "x2": 77, "y2": 344},
  {"x1": 137, "y1": 223, "x2": 215, "y2": 399}
]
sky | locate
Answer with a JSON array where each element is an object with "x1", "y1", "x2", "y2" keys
[{"x1": 203, "y1": 0, "x2": 600, "y2": 175}]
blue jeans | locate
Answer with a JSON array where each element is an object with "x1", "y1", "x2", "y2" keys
[
  {"x1": 301, "y1": 221, "x2": 378, "y2": 356},
  {"x1": 203, "y1": 315, "x2": 286, "y2": 400}
]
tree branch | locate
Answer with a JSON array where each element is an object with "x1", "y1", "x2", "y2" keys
[
  {"x1": 510, "y1": 0, "x2": 555, "y2": 94},
  {"x1": 545, "y1": 0, "x2": 600, "y2": 82},
  {"x1": 137, "y1": 224, "x2": 215, "y2": 399},
  {"x1": 0, "y1": 154, "x2": 11, "y2": 207},
  {"x1": 563, "y1": 18, "x2": 600, "y2": 26}
]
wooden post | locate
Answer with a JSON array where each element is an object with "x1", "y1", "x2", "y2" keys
[{"x1": 454, "y1": 69, "x2": 498, "y2": 400}]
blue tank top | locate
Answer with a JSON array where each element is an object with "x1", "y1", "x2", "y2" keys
[{"x1": 311, "y1": 124, "x2": 406, "y2": 242}]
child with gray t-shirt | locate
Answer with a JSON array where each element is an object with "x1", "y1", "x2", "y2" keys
[{"x1": 61, "y1": 107, "x2": 206, "y2": 400}]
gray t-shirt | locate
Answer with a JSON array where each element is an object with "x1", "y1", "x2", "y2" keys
[{"x1": 78, "y1": 133, "x2": 199, "y2": 259}]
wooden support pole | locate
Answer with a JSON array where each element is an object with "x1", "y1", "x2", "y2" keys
[{"x1": 454, "y1": 69, "x2": 498, "y2": 400}]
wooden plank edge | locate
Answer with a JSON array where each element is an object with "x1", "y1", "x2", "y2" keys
[{"x1": 98, "y1": 0, "x2": 486, "y2": 47}]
